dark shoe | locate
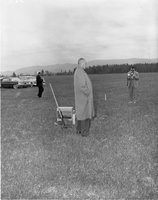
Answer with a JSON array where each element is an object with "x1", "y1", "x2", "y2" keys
[
  {"x1": 81, "y1": 131, "x2": 89, "y2": 137},
  {"x1": 76, "y1": 131, "x2": 81, "y2": 135}
]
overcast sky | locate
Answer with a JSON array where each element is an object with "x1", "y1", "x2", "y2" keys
[{"x1": 1, "y1": 0, "x2": 158, "y2": 71}]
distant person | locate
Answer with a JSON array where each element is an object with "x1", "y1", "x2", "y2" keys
[
  {"x1": 74, "y1": 58, "x2": 95, "y2": 136},
  {"x1": 127, "y1": 66, "x2": 139, "y2": 103},
  {"x1": 36, "y1": 72, "x2": 44, "y2": 98}
]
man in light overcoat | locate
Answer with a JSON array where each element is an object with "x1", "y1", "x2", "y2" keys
[
  {"x1": 74, "y1": 58, "x2": 95, "y2": 136},
  {"x1": 127, "y1": 66, "x2": 139, "y2": 103}
]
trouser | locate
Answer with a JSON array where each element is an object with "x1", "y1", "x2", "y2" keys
[
  {"x1": 128, "y1": 86, "x2": 136, "y2": 101},
  {"x1": 38, "y1": 86, "x2": 44, "y2": 97},
  {"x1": 76, "y1": 119, "x2": 91, "y2": 136}
]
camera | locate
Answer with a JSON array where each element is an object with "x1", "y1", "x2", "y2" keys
[{"x1": 128, "y1": 71, "x2": 134, "y2": 79}]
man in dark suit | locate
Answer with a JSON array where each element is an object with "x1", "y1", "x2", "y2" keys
[{"x1": 36, "y1": 72, "x2": 44, "y2": 98}]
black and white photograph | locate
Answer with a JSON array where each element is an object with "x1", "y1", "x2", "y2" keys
[{"x1": 1, "y1": 0, "x2": 158, "y2": 199}]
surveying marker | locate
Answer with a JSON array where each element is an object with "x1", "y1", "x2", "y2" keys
[{"x1": 105, "y1": 93, "x2": 107, "y2": 101}]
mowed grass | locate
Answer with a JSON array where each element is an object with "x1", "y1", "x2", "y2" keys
[{"x1": 1, "y1": 73, "x2": 158, "y2": 199}]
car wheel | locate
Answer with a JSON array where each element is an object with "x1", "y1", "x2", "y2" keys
[{"x1": 13, "y1": 84, "x2": 18, "y2": 89}]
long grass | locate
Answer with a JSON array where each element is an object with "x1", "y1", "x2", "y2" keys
[{"x1": 1, "y1": 73, "x2": 158, "y2": 199}]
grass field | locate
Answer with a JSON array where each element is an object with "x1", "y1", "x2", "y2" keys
[{"x1": 1, "y1": 73, "x2": 158, "y2": 199}]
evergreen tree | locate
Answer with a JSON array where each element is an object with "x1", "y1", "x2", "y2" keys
[{"x1": 12, "y1": 72, "x2": 16, "y2": 77}]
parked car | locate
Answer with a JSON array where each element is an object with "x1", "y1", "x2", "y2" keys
[
  {"x1": 19, "y1": 76, "x2": 37, "y2": 87},
  {"x1": 19, "y1": 75, "x2": 47, "y2": 87},
  {"x1": 0, "y1": 77, "x2": 4, "y2": 88},
  {"x1": 42, "y1": 77, "x2": 46, "y2": 86},
  {"x1": 1, "y1": 77, "x2": 30, "y2": 89}
]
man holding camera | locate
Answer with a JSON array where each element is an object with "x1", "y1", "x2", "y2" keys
[{"x1": 127, "y1": 66, "x2": 139, "y2": 103}]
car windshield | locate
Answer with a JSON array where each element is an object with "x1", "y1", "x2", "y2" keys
[
  {"x1": 20, "y1": 76, "x2": 36, "y2": 80},
  {"x1": 2, "y1": 78, "x2": 11, "y2": 81},
  {"x1": 11, "y1": 78, "x2": 21, "y2": 81}
]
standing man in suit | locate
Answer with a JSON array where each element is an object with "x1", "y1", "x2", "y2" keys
[
  {"x1": 74, "y1": 58, "x2": 95, "y2": 136},
  {"x1": 36, "y1": 72, "x2": 44, "y2": 98},
  {"x1": 127, "y1": 66, "x2": 139, "y2": 103}
]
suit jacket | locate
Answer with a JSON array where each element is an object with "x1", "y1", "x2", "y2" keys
[
  {"x1": 36, "y1": 75, "x2": 43, "y2": 87},
  {"x1": 74, "y1": 67, "x2": 95, "y2": 120},
  {"x1": 127, "y1": 71, "x2": 139, "y2": 88}
]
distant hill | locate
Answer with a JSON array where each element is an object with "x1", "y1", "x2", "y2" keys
[
  {"x1": 15, "y1": 63, "x2": 77, "y2": 75},
  {"x1": 2, "y1": 58, "x2": 158, "y2": 75},
  {"x1": 2, "y1": 63, "x2": 77, "y2": 76},
  {"x1": 87, "y1": 58, "x2": 158, "y2": 66}
]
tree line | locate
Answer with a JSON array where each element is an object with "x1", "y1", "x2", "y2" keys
[
  {"x1": 55, "y1": 63, "x2": 158, "y2": 75},
  {"x1": 84, "y1": 63, "x2": 158, "y2": 74}
]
